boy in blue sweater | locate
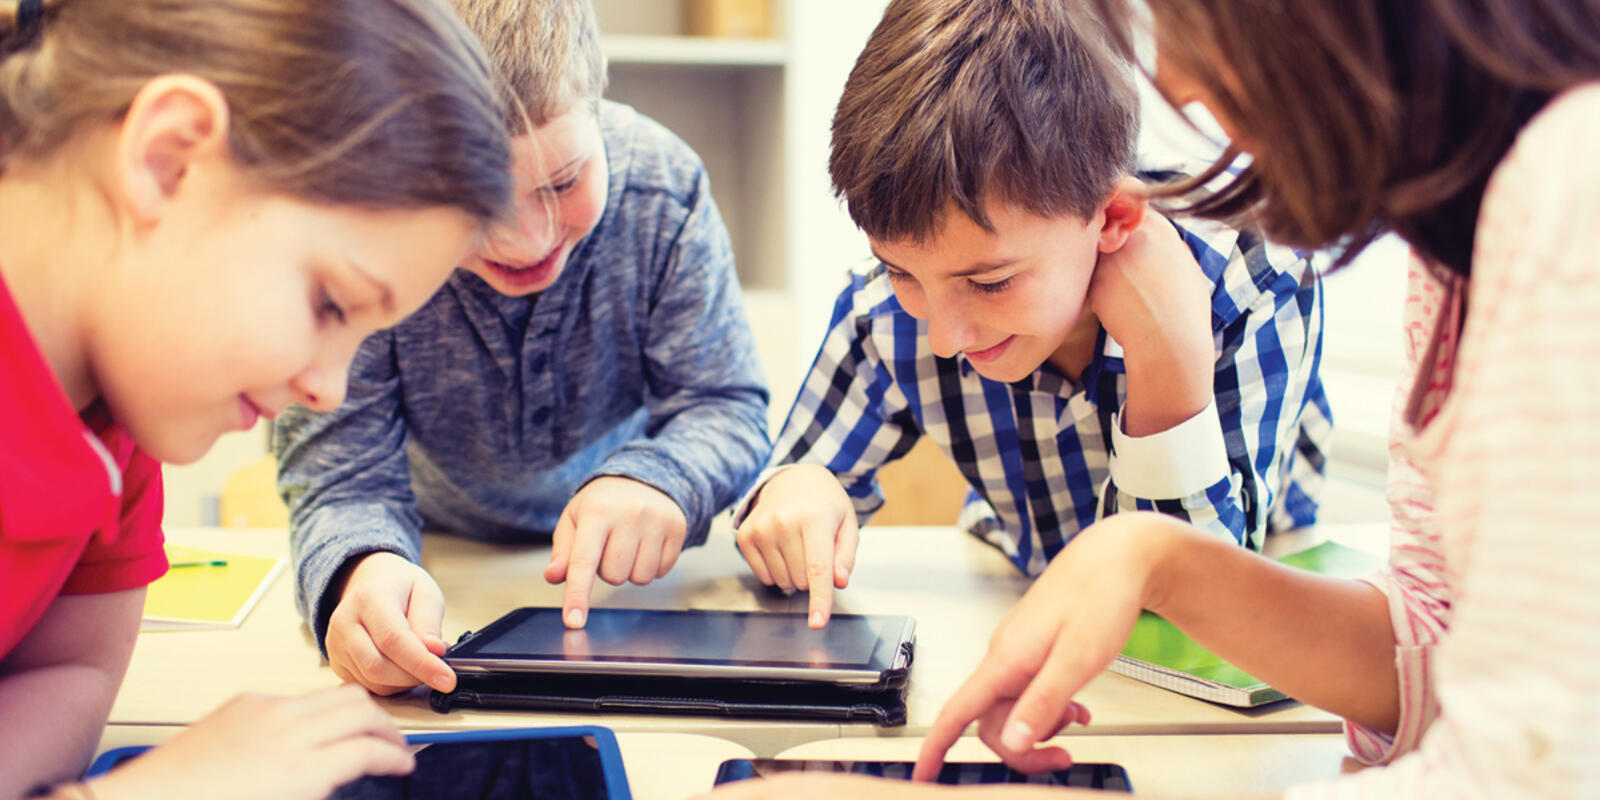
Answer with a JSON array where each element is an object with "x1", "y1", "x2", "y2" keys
[{"x1": 273, "y1": 0, "x2": 770, "y2": 696}]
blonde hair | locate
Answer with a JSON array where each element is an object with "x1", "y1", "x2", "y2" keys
[
  {"x1": 447, "y1": 0, "x2": 607, "y2": 130},
  {"x1": 0, "y1": 0, "x2": 513, "y2": 223}
]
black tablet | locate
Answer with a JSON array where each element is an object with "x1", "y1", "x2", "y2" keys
[
  {"x1": 714, "y1": 758, "x2": 1131, "y2": 791},
  {"x1": 88, "y1": 727, "x2": 634, "y2": 800},
  {"x1": 445, "y1": 608, "x2": 916, "y2": 685}
]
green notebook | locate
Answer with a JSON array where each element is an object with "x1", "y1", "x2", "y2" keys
[{"x1": 1110, "y1": 540, "x2": 1383, "y2": 706}]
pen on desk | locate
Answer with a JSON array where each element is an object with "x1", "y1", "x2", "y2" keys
[{"x1": 170, "y1": 559, "x2": 229, "y2": 568}]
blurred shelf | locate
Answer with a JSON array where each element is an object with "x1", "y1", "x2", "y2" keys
[{"x1": 603, "y1": 34, "x2": 788, "y2": 67}]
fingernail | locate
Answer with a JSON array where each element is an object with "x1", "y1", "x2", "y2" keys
[
  {"x1": 566, "y1": 608, "x2": 585, "y2": 627},
  {"x1": 1001, "y1": 719, "x2": 1035, "y2": 752},
  {"x1": 810, "y1": 611, "x2": 824, "y2": 627}
]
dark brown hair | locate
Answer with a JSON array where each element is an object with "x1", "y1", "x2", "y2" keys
[
  {"x1": 829, "y1": 0, "x2": 1139, "y2": 243},
  {"x1": 0, "y1": 0, "x2": 513, "y2": 223},
  {"x1": 448, "y1": 0, "x2": 607, "y2": 131},
  {"x1": 1088, "y1": 0, "x2": 1600, "y2": 276}
]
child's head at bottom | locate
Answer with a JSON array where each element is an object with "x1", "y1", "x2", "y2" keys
[
  {"x1": 0, "y1": 0, "x2": 513, "y2": 463},
  {"x1": 830, "y1": 0, "x2": 1146, "y2": 383}
]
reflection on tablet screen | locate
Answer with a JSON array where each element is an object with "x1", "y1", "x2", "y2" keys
[
  {"x1": 330, "y1": 737, "x2": 611, "y2": 800},
  {"x1": 473, "y1": 609, "x2": 883, "y2": 667}
]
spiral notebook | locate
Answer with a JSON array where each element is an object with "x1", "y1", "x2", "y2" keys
[
  {"x1": 141, "y1": 545, "x2": 285, "y2": 631},
  {"x1": 1110, "y1": 540, "x2": 1382, "y2": 706}
]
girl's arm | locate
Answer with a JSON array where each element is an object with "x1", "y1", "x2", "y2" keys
[
  {"x1": 0, "y1": 588, "x2": 142, "y2": 798},
  {"x1": 916, "y1": 513, "x2": 1396, "y2": 778},
  {"x1": 1142, "y1": 524, "x2": 1397, "y2": 732}
]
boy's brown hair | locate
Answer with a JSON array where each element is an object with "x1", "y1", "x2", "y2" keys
[
  {"x1": 448, "y1": 0, "x2": 607, "y2": 131},
  {"x1": 830, "y1": 0, "x2": 1138, "y2": 243}
]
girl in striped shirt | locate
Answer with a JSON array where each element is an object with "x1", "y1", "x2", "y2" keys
[{"x1": 908, "y1": 1, "x2": 1600, "y2": 797}]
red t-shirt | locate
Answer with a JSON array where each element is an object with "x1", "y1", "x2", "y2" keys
[{"x1": 0, "y1": 274, "x2": 168, "y2": 658}]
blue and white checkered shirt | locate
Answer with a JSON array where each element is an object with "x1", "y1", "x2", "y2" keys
[{"x1": 737, "y1": 210, "x2": 1330, "y2": 576}]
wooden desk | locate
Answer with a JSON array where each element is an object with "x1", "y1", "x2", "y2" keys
[{"x1": 112, "y1": 525, "x2": 1353, "y2": 755}]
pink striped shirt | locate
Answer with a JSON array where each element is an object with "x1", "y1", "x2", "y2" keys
[{"x1": 1286, "y1": 85, "x2": 1600, "y2": 799}]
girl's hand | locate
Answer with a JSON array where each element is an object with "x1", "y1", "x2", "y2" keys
[
  {"x1": 914, "y1": 513, "x2": 1189, "y2": 780},
  {"x1": 89, "y1": 685, "x2": 413, "y2": 800}
]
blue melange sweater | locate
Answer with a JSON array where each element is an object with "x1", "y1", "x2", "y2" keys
[{"x1": 273, "y1": 100, "x2": 771, "y2": 645}]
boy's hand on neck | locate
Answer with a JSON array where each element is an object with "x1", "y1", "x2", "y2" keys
[{"x1": 1087, "y1": 211, "x2": 1216, "y2": 437}]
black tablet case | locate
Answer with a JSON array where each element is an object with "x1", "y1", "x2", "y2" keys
[{"x1": 429, "y1": 635, "x2": 912, "y2": 726}]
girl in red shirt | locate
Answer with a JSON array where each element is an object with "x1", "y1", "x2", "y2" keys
[{"x1": 0, "y1": 1, "x2": 512, "y2": 798}]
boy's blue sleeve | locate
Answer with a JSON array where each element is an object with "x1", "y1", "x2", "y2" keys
[
  {"x1": 583, "y1": 168, "x2": 771, "y2": 547},
  {"x1": 273, "y1": 330, "x2": 423, "y2": 651}
]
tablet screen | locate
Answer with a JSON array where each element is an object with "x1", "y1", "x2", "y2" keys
[
  {"x1": 714, "y1": 759, "x2": 1131, "y2": 791},
  {"x1": 451, "y1": 608, "x2": 907, "y2": 671},
  {"x1": 331, "y1": 737, "x2": 613, "y2": 799},
  {"x1": 91, "y1": 735, "x2": 621, "y2": 800}
]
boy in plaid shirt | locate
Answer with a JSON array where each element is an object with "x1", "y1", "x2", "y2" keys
[{"x1": 733, "y1": 0, "x2": 1330, "y2": 626}]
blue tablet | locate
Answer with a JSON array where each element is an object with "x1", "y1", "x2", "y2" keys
[{"x1": 87, "y1": 726, "x2": 633, "y2": 800}]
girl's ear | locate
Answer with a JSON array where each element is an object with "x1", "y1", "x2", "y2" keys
[
  {"x1": 1096, "y1": 176, "x2": 1148, "y2": 253},
  {"x1": 115, "y1": 75, "x2": 231, "y2": 225}
]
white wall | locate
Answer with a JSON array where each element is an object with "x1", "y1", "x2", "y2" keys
[
  {"x1": 779, "y1": 0, "x2": 887, "y2": 354},
  {"x1": 1315, "y1": 238, "x2": 1407, "y2": 523},
  {"x1": 162, "y1": 424, "x2": 269, "y2": 526}
]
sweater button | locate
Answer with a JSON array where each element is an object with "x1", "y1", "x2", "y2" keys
[{"x1": 531, "y1": 407, "x2": 551, "y2": 426}]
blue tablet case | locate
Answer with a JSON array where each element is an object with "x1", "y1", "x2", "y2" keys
[{"x1": 86, "y1": 725, "x2": 633, "y2": 799}]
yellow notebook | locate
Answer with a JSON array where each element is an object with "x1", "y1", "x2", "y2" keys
[{"x1": 141, "y1": 545, "x2": 286, "y2": 632}]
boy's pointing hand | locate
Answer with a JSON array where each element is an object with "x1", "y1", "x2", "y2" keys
[
  {"x1": 734, "y1": 464, "x2": 861, "y2": 628},
  {"x1": 546, "y1": 476, "x2": 689, "y2": 627}
]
